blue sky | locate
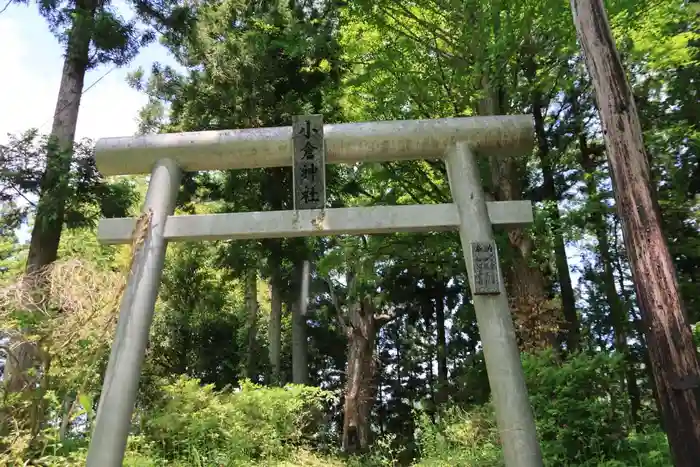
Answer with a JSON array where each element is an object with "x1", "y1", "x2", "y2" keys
[{"x1": 0, "y1": 0, "x2": 178, "y2": 142}]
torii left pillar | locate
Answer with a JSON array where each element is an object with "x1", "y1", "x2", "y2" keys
[{"x1": 86, "y1": 158, "x2": 181, "y2": 466}]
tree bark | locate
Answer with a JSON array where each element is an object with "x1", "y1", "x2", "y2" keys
[
  {"x1": 472, "y1": 2, "x2": 554, "y2": 351},
  {"x1": 26, "y1": 0, "x2": 95, "y2": 273},
  {"x1": 58, "y1": 393, "x2": 74, "y2": 441},
  {"x1": 342, "y1": 297, "x2": 377, "y2": 455},
  {"x1": 596, "y1": 206, "x2": 641, "y2": 428},
  {"x1": 291, "y1": 261, "x2": 309, "y2": 385},
  {"x1": 525, "y1": 58, "x2": 581, "y2": 352},
  {"x1": 263, "y1": 168, "x2": 286, "y2": 385},
  {"x1": 291, "y1": 301, "x2": 308, "y2": 385},
  {"x1": 571, "y1": 1, "x2": 700, "y2": 463},
  {"x1": 175, "y1": 308, "x2": 190, "y2": 375},
  {"x1": 531, "y1": 85, "x2": 580, "y2": 352},
  {"x1": 268, "y1": 271, "x2": 282, "y2": 385},
  {"x1": 479, "y1": 4, "x2": 553, "y2": 351},
  {"x1": 478, "y1": 73, "x2": 557, "y2": 353},
  {"x1": 245, "y1": 268, "x2": 259, "y2": 381},
  {"x1": 613, "y1": 219, "x2": 662, "y2": 430}
]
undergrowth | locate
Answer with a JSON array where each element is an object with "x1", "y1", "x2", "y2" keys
[
  {"x1": 2, "y1": 352, "x2": 672, "y2": 467},
  {"x1": 0, "y1": 263, "x2": 673, "y2": 467}
]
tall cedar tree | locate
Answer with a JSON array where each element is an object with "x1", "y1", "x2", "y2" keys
[
  {"x1": 5, "y1": 0, "x2": 188, "y2": 399},
  {"x1": 570, "y1": 0, "x2": 700, "y2": 464}
]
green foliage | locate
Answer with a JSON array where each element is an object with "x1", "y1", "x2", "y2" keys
[
  {"x1": 414, "y1": 408, "x2": 671, "y2": 467},
  {"x1": 13, "y1": 0, "x2": 177, "y2": 70},
  {"x1": 414, "y1": 406, "x2": 502, "y2": 466},
  {"x1": 413, "y1": 352, "x2": 672, "y2": 467},
  {"x1": 523, "y1": 351, "x2": 629, "y2": 463},
  {"x1": 133, "y1": 377, "x2": 336, "y2": 465},
  {"x1": 0, "y1": 211, "x2": 26, "y2": 280},
  {"x1": 0, "y1": 132, "x2": 138, "y2": 233},
  {"x1": 3, "y1": 375, "x2": 338, "y2": 466}
]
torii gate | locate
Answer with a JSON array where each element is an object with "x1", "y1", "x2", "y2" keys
[{"x1": 86, "y1": 115, "x2": 544, "y2": 467}]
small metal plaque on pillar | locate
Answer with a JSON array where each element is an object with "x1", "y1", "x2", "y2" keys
[
  {"x1": 471, "y1": 241, "x2": 501, "y2": 295},
  {"x1": 292, "y1": 114, "x2": 326, "y2": 210}
]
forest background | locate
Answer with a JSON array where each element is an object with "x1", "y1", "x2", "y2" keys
[{"x1": 0, "y1": 0, "x2": 699, "y2": 465}]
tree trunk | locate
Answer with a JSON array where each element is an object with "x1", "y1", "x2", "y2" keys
[
  {"x1": 26, "y1": 0, "x2": 95, "y2": 273},
  {"x1": 58, "y1": 393, "x2": 74, "y2": 441},
  {"x1": 478, "y1": 74, "x2": 557, "y2": 353},
  {"x1": 342, "y1": 297, "x2": 377, "y2": 455},
  {"x1": 291, "y1": 261, "x2": 309, "y2": 385},
  {"x1": 263, "y1": 168, "x2": 286, "y2": 385},
  {"x1": 291, "y1": 301, "x2": 308, "y2": 385},
  {"x1": 473, "y1": 0, "x2": 558, "y2": 352},
  {"x1": 269, "y1": 271, "x2": 282, "y2": 385},
  {"x1": 176, "y1": 274, "x2": 195, "y2": 375},
  {"x1": 175, "y1": 308, "x2": 190, "y2": 375},
  {"x1": 571, "y1": 1, "x2": 700, "y2": 463},
  {"x1": 530, "y1": 75, "x2": 580, "y2": 351},
  {"x1": 245, "y1": 268, "x2": 259, "y2": 381},
  {"x1": 596, "y1": 212, "x2": 640, "y2": 427},
  {"x1": 614, "y1": 219, "x2": 661, "y2": 430},
  {"x1": 433, "y1": 282, "x2": 448, "y2": 405}
]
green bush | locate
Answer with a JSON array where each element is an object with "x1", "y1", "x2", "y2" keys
[
  {"x1": 140, "y1": 376, "x2": 335, "y2": 464},
  {"x1": 523, "y1": 350, "x2": 629, "y2": 464},
  {"x1": 413, "y1": 351, "x2": 672, "y2": 467},
  {"x1": 14, "y1": 353, "x2": 673, "y2": 466},
  {"x1": 414, "y1": 406, "x2": 502, "y2": 466}
]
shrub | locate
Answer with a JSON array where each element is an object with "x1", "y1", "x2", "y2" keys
[
  {"x1": 414, "y1": 406, "x2": 502, "y2": 466},
  {"x1": 0, "y1": 259, "x2": 123, "y2": 464},
  {"x1": 141, "y1": 376, "x2": 335, "y2": 464},
  {"x1": 522, "y1": 350, "x2": 629, "y2": 464},
  {"x1": 413, "y1": 351, "x2": 672, "y2": 467}
]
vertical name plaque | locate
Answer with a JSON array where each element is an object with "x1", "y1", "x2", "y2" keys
[
  {"x1": 471, "y1": 241, "x2": 501, "y2": 295},
  {"x1": 292, "y1": 114, "x2": 326, "y2": 210}
]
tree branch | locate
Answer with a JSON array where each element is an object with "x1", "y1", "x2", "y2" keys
[
  {"x1": 386, "y1": 2, "x2": 460, "y2": 55},
  {"x1": 433, "y1": 35, "x2": 461, "y2": 116},
  {"x1": 378, "y1": 8, "x2": 459, "y2": 62},
  {"x1": 7, "y1": 184, "x2": 37, "y2": 208},
  {"x1": 374, "y1": 306, "x2": 408, "y2": 326},
  {"x1": 322, "y1": 276, "x2": 350, "y2": 332},
  {"x1": 0, "y1": 0, "x2": 12, "y2": 15}
]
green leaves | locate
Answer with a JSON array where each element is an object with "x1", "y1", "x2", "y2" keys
[
  {"x1": 28, "y1": 0, "x2": 162, "y2": 70},
  {"x1": 0, "y1": 132, "x2": 138, "y2": 233},
  {"x1": 141, "y1": 375, "x2": 336, "y2": 463},
  {"x1": 77, "y1": 392, "x2": 94, "y2": 423},
  {"x1": 610, "y1": 0, "x2": 699, "y2": 69},
  {"x1": 89, "y1": 9, "x2": 145, "y2": 67}
]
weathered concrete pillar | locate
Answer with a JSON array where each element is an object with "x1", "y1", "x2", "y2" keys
[
  {"x1": 86, "y1": 158, "x2": 181, "y2": 467},
  {"x1": 445, "y1": 142, "x2": 543, "y2": 467}
]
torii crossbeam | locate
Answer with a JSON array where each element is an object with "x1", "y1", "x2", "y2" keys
[{"x1": 87, "y1": 115, "x2": 544, "y2": 467}]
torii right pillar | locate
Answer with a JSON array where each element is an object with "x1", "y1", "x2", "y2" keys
[{"x1": 446, "y1": 141, "x2": 544, "y2": 467}]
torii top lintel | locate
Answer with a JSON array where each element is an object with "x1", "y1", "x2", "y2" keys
[{"x1": 94, "y1": 115, "x2": 534, "y2": 176}]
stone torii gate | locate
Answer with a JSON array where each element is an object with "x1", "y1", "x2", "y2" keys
[{"x1": 86, "y1": 115, "x2": 544, "y2": 467}]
